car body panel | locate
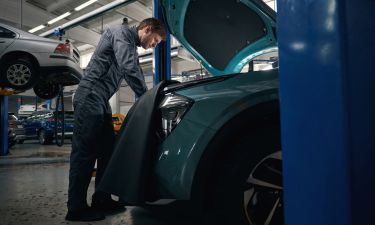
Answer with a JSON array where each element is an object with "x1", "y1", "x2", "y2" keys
[
  {"x1": 155, "y1": 117, "x2": 217, "y2": 198},
  {"x1": 155, "y1": 70, "x2": 279, "y2": 198},
  {"x1": 8, "y1": 113, "x2": 25, "y2": 142},
  {"x1": 0, "y1": 25, "x2": 18, "y2": 54},
  {"x1": 161, "y1": 0, "x2": 277, "y2": 76}
]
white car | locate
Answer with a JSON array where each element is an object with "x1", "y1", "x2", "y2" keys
[
  {"x1": 18, "y1": 103, "x2": 49, "y2": 118},
  {"x1": 0, "y1": 23, "x2": 82, "y2": 99}
]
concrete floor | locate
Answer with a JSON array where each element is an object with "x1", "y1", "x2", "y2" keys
[{"x1": 0, "y1": 142, "x2": 198, "y2": 225}]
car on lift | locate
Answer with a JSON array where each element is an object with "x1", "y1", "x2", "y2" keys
[
  {"x1": 0, "y1": 23, "x2": 82, "y2": 99},
  {"x1": 22, "y1": 110, "x2": 74, "y2": 144},
  {"x1": 100, "y1": 0, "x2": 282, "y2": 224}
]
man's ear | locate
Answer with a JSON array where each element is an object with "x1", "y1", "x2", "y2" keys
[{"x1": 145, "y1": 25, "x2": 151, "y2": 34}]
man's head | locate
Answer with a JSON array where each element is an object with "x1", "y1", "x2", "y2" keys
[{"x1": 137, "y1": 18, "x2": 166, "y2": 49}]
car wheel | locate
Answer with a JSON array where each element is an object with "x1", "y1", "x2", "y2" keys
[
  {"x1": 243, "y1": 151, "x2": 283, "y2": 225},
  {"x1": 33, "y1": 81, "x2": 61, "y2": 100},
  {"x1": 17, "y1": 140, "x2": 24, "y2": 144},
  {"x1": 206, "y1": 116, "x2": 283, "y2": 225},
  {"x1": 38, "y1": 130, "x2": 51, "y2": 145},
  {"x1": 2, "y1": 59, "x2": 38, "y2": 90}
]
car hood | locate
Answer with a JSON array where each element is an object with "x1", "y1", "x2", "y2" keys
[{"x1": 161, "y1": 0, "x2": 277, "y2": 76}]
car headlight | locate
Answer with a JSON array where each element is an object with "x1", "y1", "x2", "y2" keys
[{"x1": 159, "y1": 94, "x2": 193, "y2": 138}]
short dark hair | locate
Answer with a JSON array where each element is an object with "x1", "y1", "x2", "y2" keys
[{"x1": 137, "y1": 17, "x2": 166, "y2": 40}]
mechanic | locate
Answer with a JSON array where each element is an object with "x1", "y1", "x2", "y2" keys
[{"x1": 65, "y1": 17, "x2": 166, "y2": 222}]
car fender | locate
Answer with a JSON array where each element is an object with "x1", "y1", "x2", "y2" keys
[
  {"x1": 155, "y1": 90, "x2": 279, "y2": 200},
  {"x1": 0, "y1": 50, "x2": 40, "y2": 69}
]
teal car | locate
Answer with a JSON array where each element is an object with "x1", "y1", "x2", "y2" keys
[{"x1": 101, "y1": 0, "x2": 282, "y2": 224}]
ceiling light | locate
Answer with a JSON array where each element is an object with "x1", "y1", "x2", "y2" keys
[
  {"x1": 28, "y1": 25, "x2": 46, "y2": 33},
  {"x1": 47, "y1": 12, "x2": 71, "y2": 25},
  {"x1": 74, "y1": 0, "x2": 98, "y2": 11}
]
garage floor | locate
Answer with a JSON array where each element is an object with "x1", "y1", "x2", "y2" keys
[{"x1": 0, "y1": 142, "x2": 198, "y2": 225}]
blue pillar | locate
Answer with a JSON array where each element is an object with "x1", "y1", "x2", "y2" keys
[
  {"x1": 1, "y1": 96, "x2": 9, "y2": 156},
  {"x1": 153, "y1": 0, "x2": 171, "y2": 85},
  {"x1": 277, "y1": 0, "x2": 375, "y2": 225}
]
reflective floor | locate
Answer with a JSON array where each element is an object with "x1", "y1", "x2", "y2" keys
[
  {"x1": 0, "y1": 142, "x2": 199, "y2": 225},
  {"x1": 0, "y1": 162, "x2": 200, "y2": 225}
]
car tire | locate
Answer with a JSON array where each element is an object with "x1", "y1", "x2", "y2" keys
[
  {"x1": 17, "y1": 140, "x2": 24, "y2": 144},
  {"x1": 38, "y1": 130, "x2": 52, "y2": 145},
  {"x1": 205, "y1": 116, "x2": 283, "y2": 225},
  {"x1": 2, "y1": 58, "x2": 38, "y2": 90},
  {"x1": 33, "y1": 81, "x2": 61, "y2": 100}
]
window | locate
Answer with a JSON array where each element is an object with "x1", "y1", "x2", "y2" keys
[{"x1": 0, "y1": 26, "x2": 16, "y2": 38}]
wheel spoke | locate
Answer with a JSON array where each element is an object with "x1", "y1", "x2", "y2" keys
[
  {"x1": 243, "y1": 152, "x2": 283, "y2": 225},
  {"x1": 244, "y1": 188, "x2": 255, "y2": 208},
  {"x1": 21, "y1": 68, "x2": 30, "y2": 73},
  {"x1": 20, "y1": 77, "x2": 28, "y2": 84},
  {"x1": 263, "y1": 197, "x2": 280, "y2": 225}
]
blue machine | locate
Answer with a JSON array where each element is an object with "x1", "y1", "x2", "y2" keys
[{"x1": 278, "y1": 0, "x2": 375, "y2": 224}]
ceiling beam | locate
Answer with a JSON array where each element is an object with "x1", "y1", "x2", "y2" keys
[{"x1": 46, "y1": 0, "x2": 76, "y2": 12}]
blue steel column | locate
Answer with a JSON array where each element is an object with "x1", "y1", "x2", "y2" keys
[
  {"x1": 277, "y1": 0, "x2": 375, "y2": 225},
  {"x1": 153, "y1": 0, "x2": 171, "y2": 85},
  {"x1": 1, "y1": 96, "x2": 9, "y2": 155}
]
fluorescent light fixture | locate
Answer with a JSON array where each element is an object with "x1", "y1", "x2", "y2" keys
[
  {"x1": 75, "y1": 0, "x2": 98, "y2": 11},
  {"x1": 28, "y1": 25, "x2": 46, "y2": 33},
  {"x1": 47, "y1": 12, "x2": 71, "y2": 25},
  {"x1": 40, "y1": 0, "x2": 133, "y2": 37}
]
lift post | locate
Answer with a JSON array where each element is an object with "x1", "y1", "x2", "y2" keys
[
  {"x1": 153, "y1": 0, "x2": 171, "y2": 85},
  {"x1": 278, "y1": 0, "x2": 375, "y2": 224},
  {"x1": 1, "y1": 95, "x2": 9, "y2": 156}
]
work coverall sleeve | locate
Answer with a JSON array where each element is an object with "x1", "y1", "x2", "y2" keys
[{"x1": 112, "y1": 29, "x2": 148, "y2": 98}]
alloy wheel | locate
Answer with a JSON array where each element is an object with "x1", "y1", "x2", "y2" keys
[
  {"x1": 6, "y1": 64, "x2": 32, "y2": 86},
  {"x1": 243, "y1": 151, "x2": 283, "y2": 225}
]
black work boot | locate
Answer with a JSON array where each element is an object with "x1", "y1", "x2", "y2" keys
[
  {"x1": 91, "y1": 198, "x2": 126, "y2": 215},
  {"x1": 65, "y1": 206, "x2": 105, "y2": 221}
]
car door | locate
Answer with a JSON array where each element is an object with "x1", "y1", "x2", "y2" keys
[
  {"x1": 23, "y1": 114, "x2": 35, "y2": 137},
  {"x1": 0, "y1": 26, "x2": 17, "y2": 55},
  {"x1": 24, "y1": 112, "x2": 40, "y2": 138}
]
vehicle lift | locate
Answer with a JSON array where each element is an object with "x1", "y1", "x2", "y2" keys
[
  {"x1": 0, "y1": 88, "x2": 23, "y2": 155},
  {"x1": 0, "y1": 83, "x2": 66, "y2": 156}
]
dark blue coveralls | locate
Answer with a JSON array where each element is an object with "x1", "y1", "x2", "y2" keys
[{"x1": 67, "y1": 25, "x2": 147, "y2": 211}]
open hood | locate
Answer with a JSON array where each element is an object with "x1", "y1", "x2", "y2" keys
[{"x1": 161, "y1": 0, "x2": 277, "y2": 76}]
